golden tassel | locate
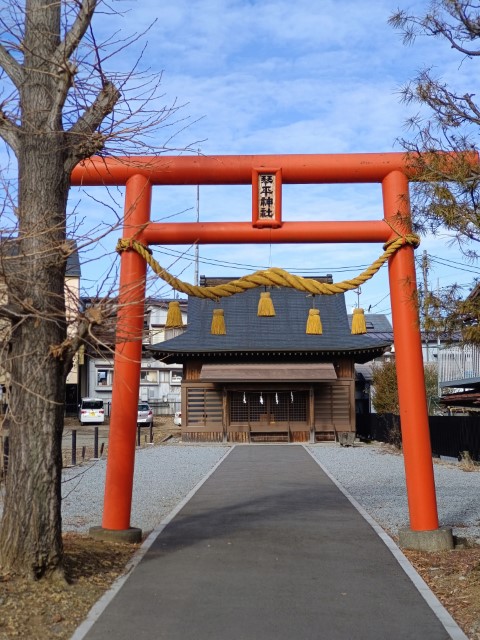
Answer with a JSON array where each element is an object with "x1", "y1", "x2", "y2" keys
[
  {"x1": 211, "y1": 308, "x2": 226, "y2": 335},
  {"x1": 351, "y1": 307, "x2": 367, "y2": 334},
  {"x1": 306, "y1": 308, "x2": 322, "y2": 335},
  {"x1": 257, "y1": 291, "x2": 276, "y2": 316},
  {"x1": 165, "y1": 300, "x2": 183, "y2": 328}
]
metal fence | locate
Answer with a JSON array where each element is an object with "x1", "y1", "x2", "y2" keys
[
  {"x1": 438, "y1": 344, "x2": 480, "y2": 386},
  {"x1": 356, "y1": 413, "x2": 480, "y2": 461},
  {"x1": 67, "y1": 400, "x2": 181, "y2": 419}
]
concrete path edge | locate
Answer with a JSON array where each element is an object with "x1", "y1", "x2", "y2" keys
[{"x1": 303, "y1": 445, "x2": 468, "y2": 640}]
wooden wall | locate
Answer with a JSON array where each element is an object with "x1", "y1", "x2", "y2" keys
[{"x1": 181, "y1": 374, "x2": 355, "y2": 443}]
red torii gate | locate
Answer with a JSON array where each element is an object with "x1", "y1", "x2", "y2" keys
[{"x1": 71, "y1": 153, "x2": 458, "y2": 550}]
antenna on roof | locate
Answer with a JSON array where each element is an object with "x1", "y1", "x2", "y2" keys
[
  {"x1": 356, "y1": 286, "x2": 362, "y2": 308},
  {"x1": 352, "y1": 286, "x2": 367, "y2": 335}
]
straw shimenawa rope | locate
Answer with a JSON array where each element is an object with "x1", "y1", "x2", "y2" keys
[{"x1": 116, "y1": 233, "x2": 420, "y2": 300}]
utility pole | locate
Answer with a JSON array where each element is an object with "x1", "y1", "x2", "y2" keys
[
  {"x1": 194, "y1": 150, "x2": 200, "y2": 286},
  {"x1": 421, "y1": 250, "x2": 430, "y2": 362},
  {"x1": 193, "y1": 184, "x2": 199, "y2": 286}
]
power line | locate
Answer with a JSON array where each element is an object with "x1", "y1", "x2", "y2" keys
[
  {"x1": 367, "y1": 291, "x2": 391, "y2": 310},
  {"x1": 428, "y1": 253, "x2": 480, "y2": 270},
  {"x1": 428, "y1": 255, "x2": 480, "y2": 275},
  {"x1": 154, "y1": 245, "x2": 385, "y2": 275}
]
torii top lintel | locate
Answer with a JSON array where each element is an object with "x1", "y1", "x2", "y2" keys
[
  {"x1": 70, "y1": 151, "x2": 478, "y2": 246},
  {"x1": 71, "y1": 152, "x2": 427, "y2": 186}
]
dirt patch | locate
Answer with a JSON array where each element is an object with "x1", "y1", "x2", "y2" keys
[
  {"x1": 61, "y1": 416, "x2": 181, "y2": 466},
  {"x1": 0, "y1": 534, "x2": 138, "y2": 640},
  {"x1": 0, "y1": 418, "x2": 182, "y2": 638},
  {"x1": 404, "y1": 545, "x2": 480, "y2": 639}
]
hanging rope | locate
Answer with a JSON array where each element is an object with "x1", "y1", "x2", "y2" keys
[{"x1": 116, "y1": 232, "x2": 420, "y2": 301}]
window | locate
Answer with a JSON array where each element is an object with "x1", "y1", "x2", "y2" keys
[
  {"x1": 165, "y1": 327, "x2": 185, "y2": 341},
  {"x1": 97, "y1": 369, "x2": 113, "y2": 386},
  {"x1": 158, "y1": 370, "x2": 169, "y2": 383},
  {"x1": 140, "y1": 369, "x2": 158, "y2": 384},
  {"x1": 170, "y1": 370, "x2": 182, "y2": 385},
  {"x1": 81, "y1": 399, "x2": 104, "y2": 410}
]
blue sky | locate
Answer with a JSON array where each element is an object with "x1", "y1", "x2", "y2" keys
[{"x1": 16, "y1": 1, "x2": 480, "y2": 316}]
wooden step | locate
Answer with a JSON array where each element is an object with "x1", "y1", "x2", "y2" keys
[{"x1": 250, "y1": 433, "x2": 289, "y2": 443}]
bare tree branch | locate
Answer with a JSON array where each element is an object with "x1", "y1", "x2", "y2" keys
[
  {"x1": 0, "y1": 43, "x2": 24, "y2": 89},
  {"x1": 65, "y1": 80, "x2": 121, "y2": 169},
  {"x1": 53, "y1": 0, "x2": 98, "y2": 66},
  {"x1": 0, "y1": 302, "x2": 23, "y2": 322},
  {"x1": 0, "y1": 108, "x2": 20, "y2": 155},
  {"x1": 391, "y1": 1, "x2": 480, "y2": 343}
]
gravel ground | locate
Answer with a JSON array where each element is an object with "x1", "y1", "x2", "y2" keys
[
  {"x1": 61, "y1": 441, "x2": 480, "y2": 541},
  {"x1": 62, "y1": 443, "x2": 229, "y2": 533},
  {"x1": 307, "y1": 443, "x2": 480, "y2": 542}
]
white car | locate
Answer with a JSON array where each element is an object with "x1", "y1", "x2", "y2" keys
[
  {"x1": 79, "y1": 398, "x2": 105, "y2": 425},
  {"x1": 137, "y1": 403, "x2": 154, "y2": 427},
  {"x1": 174, "y1": 411, "x2": 182, "y2": 426}
]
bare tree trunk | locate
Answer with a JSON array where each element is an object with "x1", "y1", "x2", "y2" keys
[
  {"x1": 0, "y1": 153, "x2": 70, "y2": 578},
  {"x1": 0, "y1": 0, "x2": 70, "y2": 579}
]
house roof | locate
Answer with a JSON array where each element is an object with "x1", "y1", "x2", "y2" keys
[
  {"x1": 355, "y1": 362, "x2": 374, "y2": 382},
  {"x1": 348, "y1": 313, "x2": 393, "y2": 343},
  {"x1": 79, "y1": 296, "x2": 187, "y2": 353},
  {"x1": 467, "y1": 282, "x2": 480, "y2": 303},
  {"x1": 440, "y1": 389, "x2": 480, "y2": 407},
  {"x1": 66, "y1": 248, "x2": 81, "y2": 277},
  {"x1": 145, "y1": 296, "x2": 187, "y2": 309},
  {"x1": 150, "y1": 284, "x2": 391, "y2": 364},
  {"x1": 0, "y1": 238, "x2": 81, "y2": 277}
]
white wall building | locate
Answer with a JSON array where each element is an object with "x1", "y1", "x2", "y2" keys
[{"x1": 81, "y1": 298, "x2": 187, "y2": 415}]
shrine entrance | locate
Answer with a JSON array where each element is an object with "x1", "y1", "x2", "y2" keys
[
  {"x1": 230, "y1": 390, "x2": 309, "y2": 443},
  {"x1": 71, "y1": 152, "x2": 461, "y2": 550},
  {"x1": 230, "y1": 390, "x2": 308, "y2": 427}
]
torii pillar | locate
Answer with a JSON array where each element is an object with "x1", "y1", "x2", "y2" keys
[
  {"x1": 89, "y1": 174, "x2": 152, "y2": 543},
  {"x1": 383, "y1": 171, "x2": 453, "y2": 550}
]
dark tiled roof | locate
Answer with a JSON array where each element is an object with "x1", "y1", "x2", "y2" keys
[
  {"x1": 66, "y1": 248, "x2": 81, "y2": 277},
  {"x1": 0, "y1": 238, "x2": 81, "y2": 277},
  {"x1": 467, "y1": 282, "x2": 480, "y2": 302},
  {"x1": 150, "y1": 286, "x2": 391, "y2": 363},
  {"x1": 353, "y1": 313, "x2": 392, "y2": 333},
  {"x1": 440, "y1": 390, "x2": 480, "y2": 406},
  {"x1": 145, "y1": 296, "x2": 187, "y2": 309},
  {"x1": 348, "y1": 313, "x2": 393, "y2": 343}
]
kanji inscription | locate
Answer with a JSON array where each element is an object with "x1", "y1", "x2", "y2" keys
[{"x1": 258, "y1": 173, "x2": 275, "y2": 219}]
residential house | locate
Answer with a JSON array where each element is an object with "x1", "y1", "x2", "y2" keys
[
  {"x1": 150, "y1": 277, "x2": 391, "y2": 443},
  {"x1": 80, "y1": 296, "x2": 186, "y2": 415},
  {"x1": 64, "y1": 249, "x2": 82, "y2": 413},
  {"x1": 350, "y1": 312, "x2": 467, "y2": 415},
  {"x1": 438, "y1": 283, "x2": 480, "y2": 413},
  {"x1": 348, "y1": 313, "x2": 394, "y2": 414}
]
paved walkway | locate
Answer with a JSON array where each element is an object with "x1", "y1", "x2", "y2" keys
[{"x1": 78, "y1": 445, "x2": 465, "y2": 640}]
